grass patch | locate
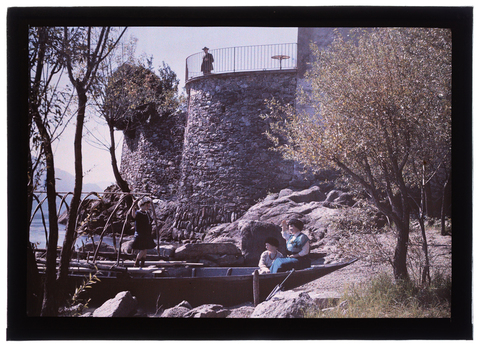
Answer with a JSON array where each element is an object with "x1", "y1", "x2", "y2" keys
[{"x1": 305, "y1": 271, "x2": 451, "y2": 318}]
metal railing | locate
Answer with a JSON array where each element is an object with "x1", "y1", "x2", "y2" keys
[
  {"x1": 185, "y1": 43, "x2": 297, "y2": 82},
  {"x1": 30, "y1": 191, "x2": 156, "y2": 265}
]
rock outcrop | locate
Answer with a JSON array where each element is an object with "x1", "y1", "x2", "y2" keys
[
  {"x1": 202, "y1": 185, "x2": 356, "y2": 264},
  {"x1": 160, "y1": 300, "x2": 193, "y2": 318},
  {"x1": 157, "y1": 290, "x2": 326, "y2": 318},
  {"x1": 183, "y1": 304, "x2": 231, "y2": 318},
  {"x1": 92, "y1": 291, "x2": 138, "y2": 317},
  {"x1": 251, "y1": 291, "x2": 317, "y2": 318}
]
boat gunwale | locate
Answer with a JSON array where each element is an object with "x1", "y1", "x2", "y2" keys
[{"x1": 59, "y1": 259, "x2": 357, "y2": 281}]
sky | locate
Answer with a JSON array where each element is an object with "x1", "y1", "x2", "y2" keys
[{"x1": 52, "y1": 26, "x2": 298, "y2": 186}]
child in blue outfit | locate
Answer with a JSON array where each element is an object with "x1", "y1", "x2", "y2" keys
[{"x1": 270, "y1": 218, "x2": 311, "y2": 273}]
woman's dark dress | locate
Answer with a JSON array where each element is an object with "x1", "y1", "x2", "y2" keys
[
  {"x1": 201, "y1": 52, "x2": 214, "y2": 74},
  {"x1": 132, "y1": 210, "x2": 156, "y2": 250}
]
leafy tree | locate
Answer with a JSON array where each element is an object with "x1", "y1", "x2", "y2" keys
[
  {"x1": 90, "y1": 45, "x2": 181, "y2": 195},
  {"x1": 86, "y1": 37, "x2": 140, "y2": 194},
  {"x1": 104, "y1": 61, "x2": 180, "y2": 135},
  {"x1": 265, "y1": 28, "x2": 451, "y2": 280},
  {"x1": 52, "y1": 26, "x2": 126, "y2": 314},
  {"x1": 28, "y1": 26, "x2": 74, "y2": 316}
]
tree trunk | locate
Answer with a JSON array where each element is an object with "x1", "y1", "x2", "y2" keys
[
  {"x1": 419, "y1": 218, "x2": 431, "y2": 284},
  {"x1": 419, "y1": 164, "x2": 431, "y2": 284},
  {"x1": 392, "y1": 220, "x2": 410, "y2": 281},
  {"x1": 28, "y1": 27, "x2": 59, "y2": 316},
  {"x1": 57, "y1": 90, "x2": 87, "y2": 302},
  {"x1": 27, "y1": 243, "x2": 43, "y2": 316},
  {"x1": 425, "y1": 181, "x2": 433, "y2": 217},
  {"x1": 33, "y1": 117, "x2": 60, "y2": 316},
  {"x1": 108, "y1": 122, "x2": 130, "y2": 193},
  {"x1": 391, "y1": 190, "x2": 411, "y2": 281},
  {"x1": 441, "y1": 171, "x2": 451, "y2": 236},
  {"x1": 27, "y1": 144, "x2": 42, "y2": 316},
  {"x1": 108, "y1": 122, "x2": 133, "y2": 208}
]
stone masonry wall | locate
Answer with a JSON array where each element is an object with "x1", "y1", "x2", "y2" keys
[
  {"x1": 172, "y1": 71, "x2": 297, "y2": 234},
  {"x1": 120, "y1": 70, "x2": 298, "y2": 240},
  {"x1": 120, "y1": 112, "x2": 186, "y2": 198}
]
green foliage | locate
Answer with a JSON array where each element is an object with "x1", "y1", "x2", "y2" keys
[
  {"x1": 102, "y1": 61, "x2": 181, "y2": 132},
  {"x1": 266, "y1": 27, "x2": 451, "y2": 191},
  {"x1": 329, "y1": 206, "x2": 396, "y2": 266},
  {"x1": 329, "y1": 203, "x2": 382, "y2": 234},
  {"x1": 68, "y1": 270, "x2": 101, "y2": 316},
  {"x1": 331, "y1": 209, "x2": 451, "y2": 282},
  {"x1": 28, "y1": 27, "x2": 75, "y2": 191},
  {"x1": 264, "y1": 28, "x2": 452, "y2": 280},
  {"x1": 305, "y1": 271, "x2": 451, "y2": 318}
]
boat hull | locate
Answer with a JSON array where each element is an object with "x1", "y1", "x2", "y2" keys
[{"x1": 66, "y1": 259, "x2": 357, "y2": 309}]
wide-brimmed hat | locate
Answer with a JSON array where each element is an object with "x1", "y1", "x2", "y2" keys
[
  {"x1": 288, "y1": 218, "x2": 304, "y2": 231},
  {"x1": 264, "y1": 237, "x2": 279, "y2": 248},
  {"x1": 202, "y1": 46, "x2": 209, "y2": 50}
]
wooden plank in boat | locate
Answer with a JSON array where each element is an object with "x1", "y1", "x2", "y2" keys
[
  {"x1": 36, "y1": 259, "x2": 203, "y2": 268},
  {"x1": 124, "y1": 267, "x2": 163, "y2": 273},
  {"x1": 91, "y1": 260, "x2": 203, "y2": 267},
  {"x1": 38, "y1": 264, "x2": 165, "y2": 275}
]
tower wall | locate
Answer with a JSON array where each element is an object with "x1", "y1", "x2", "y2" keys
[
  {"x1": 120, "y1": 112, "x2": 186, "y2": 198},
  {"x1": 180, "y1": 70, "x2": 297, "y2": 214}
]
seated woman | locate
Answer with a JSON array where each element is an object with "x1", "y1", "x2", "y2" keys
[
  {"x1": 258, "y1": 237, "x2": 284, "y2": 274},
  {"x1": 270, "y1": 218, "x2": 311, "y2": 273}
]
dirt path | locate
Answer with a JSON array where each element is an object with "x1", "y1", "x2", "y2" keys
[{"x1": 296, "y1": 228, "x2": 452, "y2": 298}]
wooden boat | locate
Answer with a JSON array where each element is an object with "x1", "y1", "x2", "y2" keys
[{"x1": 38, "y1": 258, "x2": 357, "y2": 309}]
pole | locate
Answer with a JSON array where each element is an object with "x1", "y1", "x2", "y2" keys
[{"x1": 253, "y1": 269, "x2": 260, "y2": 306}]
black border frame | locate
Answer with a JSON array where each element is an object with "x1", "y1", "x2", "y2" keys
[{"x1": 6, "y1": 6, "x2": 473, "y2": 341}]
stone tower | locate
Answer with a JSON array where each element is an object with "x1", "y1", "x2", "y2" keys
[
  {"x1": 296, "y1": 27, "x2": 354, "y2": 116},
  {"x1": 174, "y1": 70, "x2": 297, "y2": 233},
  {"x1": 120, "y1": 30, "x2": 354, "y2": 238}
]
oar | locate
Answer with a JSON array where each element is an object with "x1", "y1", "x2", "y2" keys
[{"x1": 265, "y1": 269, "x2": 295, "y2": 301}]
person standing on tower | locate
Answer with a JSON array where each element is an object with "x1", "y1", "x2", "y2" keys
[{"x1": 201, "y1": 46, "x2": 214, "y2": 75}]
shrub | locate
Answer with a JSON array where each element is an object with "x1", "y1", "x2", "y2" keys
[{"x1": 305, "y1": 271, "x2": 451, "y2": 318}]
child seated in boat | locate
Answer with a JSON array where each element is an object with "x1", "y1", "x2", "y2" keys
[
  {"x1": 258, "y1": 237, "x2": 284, "y2": 274},
  {"x1": 270, "y1": 218, "x2": 311, "y2": 273}
]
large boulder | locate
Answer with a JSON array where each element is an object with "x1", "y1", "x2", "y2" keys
[
  {"x1": 160, "y1": 300, "x2": 193, "y2": 318},
  {"x1": 121, "y1": 240, "x2": 135, "y2": 254},
  {"x1": 157, "y1": 244, "x2": 176, "y2": 258},
  {"x1": 202, "y1": 253, "x2": 245, "y2": 266},
  {"x1": 325, "y1": 189, "x2": 343, "y2": 202},
  {"x1": 226, "y1": 303, "x2": 255, "y2": 318},
  {"x1": 323, "y1": 190, "x2": 355, "y2": 207},
  {"x1": 173, "y1": 242, "x2": 241, "y2": 261},
  {"x1": 287, "y1": 186, "x2": 326, "y2": 204},
  {"x1": 202, "y1": 185, "x2": 361, "y2": 264},
  {"x1": 92, "y1": 291, "x2": 138, "y2": 317},
  {"x1": 183, "y1": 304, "x2": 231, "y2": 318},
  {"x1": 278, "y1": 188, "x2": 293, "y2": 198},
  {"x1": 334, "y1": 192, "x2": 355, "y2": 206},
  {"x1": 238, "y1": 220, "x2": 286, "y2": 266},
  {"x1": 251, "y1": 291, "x2": 317, "y2": 318},
  {"x1": 80, "y1": 241, "x2": 115, "y2": 253},
  {"x1": 240, "y1": 196, "x2": 298, "y2": 222}
]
